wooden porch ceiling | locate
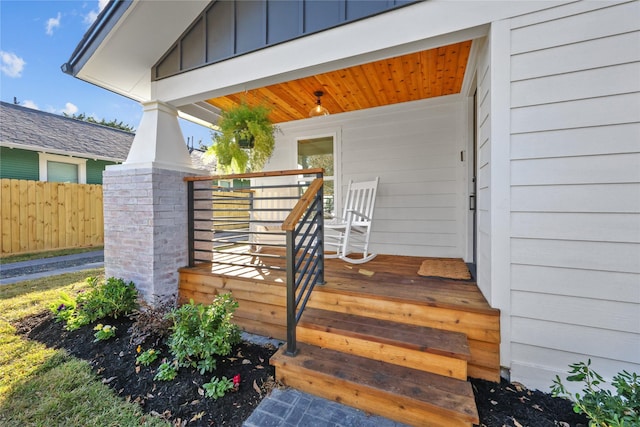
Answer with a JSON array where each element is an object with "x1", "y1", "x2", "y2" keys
[{"x1": 205, "y1": 40, "x2": 472, "y2": 124}]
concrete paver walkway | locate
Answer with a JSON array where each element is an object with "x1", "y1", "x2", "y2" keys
[{"x1": 244, "y1": 388, "x2": 409, "y2": 427}]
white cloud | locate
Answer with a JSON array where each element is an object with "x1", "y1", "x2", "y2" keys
[
  {"x1": 84, "y1": 0, "x2": 109, "y2": 26},
  {"x1": 84, "y1": 10, "x2": 98, "y2": 25},
  {"x1": 22, "y1": 100, "x2": 39, "y2": 110},
  {"x1": 0, "y1": 51, "x2": 26, "y2": 78},
  {"x1": 62, "y1": 102, "x2": 79, "y2": 115},
  {"x1": 45, "y1": 102, "x2": 79, "y2": 115},
  {"x1": 46, "y1": 12, "x2": 61, "y2": 36}
]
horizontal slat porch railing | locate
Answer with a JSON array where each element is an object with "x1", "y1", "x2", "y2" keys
[
  {"x1": 282, "y1": 177, "x2": 324, "y2": 355},
  {"x1": 184, "y1": 169, "x2": 325, "y2": 355}
]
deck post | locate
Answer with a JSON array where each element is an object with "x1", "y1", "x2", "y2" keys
[
  {"x1": 284, "y1": 229, "x2": 298, "y2": 356},
  {"x1": 316, "y1": 172, "x2": 325, "y2": 285},
  {"x1": 187, "y1": 180, "x2": 195, "y2": 267}
]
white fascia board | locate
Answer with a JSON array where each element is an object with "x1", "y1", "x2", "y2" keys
[
  {"x1": 177, "y1": 102, "x2": 222, "y2": 128},
  {"x1": 0, "y1": 141, "x2": 123, "y2": 163},
  {"x1": 157, "y1": 1, "x2": 570, "y2": 106},
  {"x1": 74, "y1": 0, "x2": 208, "y2": 102}
]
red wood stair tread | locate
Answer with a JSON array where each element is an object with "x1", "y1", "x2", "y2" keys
[
  {"x1": 270, "y1": 342, "x2": 479, "y2": 424},
  {"x1": 299, "y1": 307, "x2": 471, "y2": 360}
]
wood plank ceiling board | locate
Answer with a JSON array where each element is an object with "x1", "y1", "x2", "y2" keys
[{"x1": 206, "y1": 41, "x2": 472, "y2": 124}]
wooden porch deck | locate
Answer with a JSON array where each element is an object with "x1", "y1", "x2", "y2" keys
[
  {"x1": 179, "y1": 252, "x2": 500, "y2": 379},
  {"x1": 179, "y1": 252, "x2": 500, "y2": 426}
]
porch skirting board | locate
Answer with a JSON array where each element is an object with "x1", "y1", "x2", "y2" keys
[{"x1": 418, "y1": 258, "x2": 472, "y2": 280}]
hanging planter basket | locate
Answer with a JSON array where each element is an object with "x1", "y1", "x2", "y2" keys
[
  {"x1": 236, "y1": 133, "x2": 255, "y2": 149},
  {"x1": 207, "y1": 102, "x2": 277, "y2": 173}
]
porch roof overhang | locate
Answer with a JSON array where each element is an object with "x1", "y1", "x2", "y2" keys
[
  {"x1": 62, "y1": 0, "x2": 209, "y2": 103},
  {"x1": 205, "y1": 40, "x2": 473, "y2": 124},
  {"x1": 64, "y1": 1, "x2": 569, "y2": 127}
]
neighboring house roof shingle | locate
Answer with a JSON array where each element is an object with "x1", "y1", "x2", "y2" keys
[
  {"x1": 189, "y1": 149, "x2": 216, "y2": 173},
  {"x1": 0, "y1": 101, "x2": 134, "y2": 162}
]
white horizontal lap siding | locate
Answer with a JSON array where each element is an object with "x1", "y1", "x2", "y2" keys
[
  {"x1": 511, "y1": 212, "x2": 640, "y2": 243},
  {"x1": 507, "y1": 0, "x2": 640, "y2": 391},
  {"x1": 274, "y1": 97, "x2": 466, "y2": 258},
  {"x1": 511, "y1": 123, "x2": 640, "y2": 159},
  {"x1": 341, "y1": 101, "x2": 462, "y2": 257},
  {"x1": 511, "y1": 345, "x2": 640, "y2": 392},
  {"x1": 512, "y1": 264, "x2": 640, "y2": 304}
]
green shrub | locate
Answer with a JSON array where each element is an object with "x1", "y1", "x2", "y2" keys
[
  {"x1": 77, "y1": 277, "x2": 138, "y2": 322},
  {"x1": 93, "y1": 324, "x2": 116, "y2": 341},
  {"x1": 202, "y1": 376, "x2": 234, "y2": 399},
  {"x1": 51, "y1": 277, "x2": 138, "y2": 330},
  {"x1": 136, "y1": 348, "x2": 159, "y2": 367},
  {"x1": 551, "y1": 359, "x2": 640, "y2": 427},
  {"x1": 154, "y1": 360, "x2": 178, "y2": 382},
  {"x1": 50, "y1": 292, "x2": 78, "y2": 323},
  {"x1": 167, "y1": 295, "x2": 241, "y2": 374}
]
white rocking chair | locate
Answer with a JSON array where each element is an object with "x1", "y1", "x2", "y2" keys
[
  {"x1": 325, "y1": 177, "x2": 379, "y2": 264},
  {"x1": 250, "y1": 186, "x2": 298, "y2": 252}
]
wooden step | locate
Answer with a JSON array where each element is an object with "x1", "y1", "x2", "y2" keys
[
  {"x1": 270, "y1": 343, "x2": 479, "y2": 427},
  {"x1": 306, "y1": 288, "x2": 501, "y2": 382},
  {"x1": 298, "y1": 308, "x2": 471, "y2": 380}
]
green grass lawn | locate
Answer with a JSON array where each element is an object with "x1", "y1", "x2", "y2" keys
[{"x1": 0, "y1": 269, "x2": 169, "y2": 427}]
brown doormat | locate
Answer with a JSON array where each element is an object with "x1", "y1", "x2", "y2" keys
[{"x1": 418, "y1": 258, "x2": 471, "y2": 280}]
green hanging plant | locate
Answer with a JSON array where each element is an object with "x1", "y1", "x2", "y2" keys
[{"x1": 207, "y1": 102, "x2": 277, "y2": 173}]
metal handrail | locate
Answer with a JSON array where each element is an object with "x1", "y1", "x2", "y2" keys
[
  {"x1": 185, "y1": 169, "x2": 325, "y2": 356},
  {"x1": 184, "y1": 168, "x2": 324, "y2": 182},
  {"x1": 283, "y1": 176, "x2": 324, "y2": 355}
]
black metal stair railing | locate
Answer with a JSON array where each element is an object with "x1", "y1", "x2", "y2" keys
[
  {"x1": 282, "y1": 176, "x2": 325, "y2": 356},
  {"x1": 184, "y1": 169, "x2": 325, "y2": 356}
]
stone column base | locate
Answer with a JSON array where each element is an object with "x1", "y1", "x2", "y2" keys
[{"x1": 103, "y1": 166, "x2": 194, "y2": 304}]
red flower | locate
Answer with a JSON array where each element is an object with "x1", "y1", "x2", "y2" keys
[{"x1": 232, "y1": 374, "x2": 241, "y2": 391}]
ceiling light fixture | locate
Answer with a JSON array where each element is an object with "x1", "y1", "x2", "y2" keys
[{"x1": 309, "y1": 90, "x2": 329, "y2": 117}]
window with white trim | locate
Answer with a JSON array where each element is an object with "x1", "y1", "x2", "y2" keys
[
  {"x1": 38, "y1": 153, "x2": 87, "y2": 183},
  {"x1": 297, "y1": 136, "x2": 335, "y2": 217}
]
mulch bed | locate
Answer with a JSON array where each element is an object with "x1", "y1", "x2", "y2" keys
[
  {"x1": 471, "y1": 376, "x2": 588, "y2": 427},
  {"x1": 14, "y1": 312, "x2": 589, "y2": 427},
  {"x1": 15, "y1": 312, "x2": 279, "y2": 427}
]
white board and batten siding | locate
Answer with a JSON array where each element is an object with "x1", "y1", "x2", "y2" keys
[
  {"x1": 268, "y1": 96, "x2": 469, "y2": 259},
  {"x1": 505, "y1": 0, "x2": 640, "y2": 391}
]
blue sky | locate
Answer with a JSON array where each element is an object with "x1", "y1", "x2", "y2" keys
[{"x1": 0, "y1": 0, "x2": 213, "y2": 148}]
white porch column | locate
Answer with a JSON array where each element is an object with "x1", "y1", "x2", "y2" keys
[
  {"x1": 103, "y1": 101, "x2": 199, "y2": 303},
  {"x1": 126, "y1": 101, "x2": 194, "y2": 169}
]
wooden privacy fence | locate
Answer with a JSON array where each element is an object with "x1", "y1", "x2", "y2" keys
[
  {"x1": 212, "y1": 189, "x2": 251, "y2": 231},
  {"x1": 1, "y1": 179, "x2": 104, "y2": 256}
]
